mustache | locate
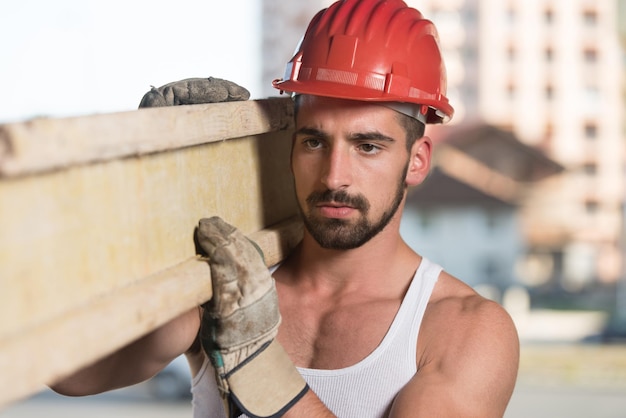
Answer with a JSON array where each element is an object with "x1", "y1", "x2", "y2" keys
[{"x1": 306, "y1": 189, "x2": 369, "y2": 212}]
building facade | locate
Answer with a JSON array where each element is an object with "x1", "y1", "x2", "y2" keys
[{"x1": 415, "y1": 0, "x2": 625, "y2": 288}]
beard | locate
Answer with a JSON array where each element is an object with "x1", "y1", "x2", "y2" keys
[{"x1": 298, "y1": 164, "x2": 408, "y2": 250}]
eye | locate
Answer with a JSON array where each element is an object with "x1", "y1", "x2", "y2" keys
[
  {"x1": 303, "y1": 138, "x2": 324, "y2": 150},
  {"x1": 358, "y1": 143, "x2": 381, "y2": 155}
]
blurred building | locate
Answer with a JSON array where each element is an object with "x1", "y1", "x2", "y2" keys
[
  {"x1": 402, "y1": 124, "x2": 562, "y2": 295},
  {"x1": 412, "y1": 0, "x2": 625, "y2": 289},
  {"x1": 262, "y1": 0, "x2": 626, "y2": 289}
]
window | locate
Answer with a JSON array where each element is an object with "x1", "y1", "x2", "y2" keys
[
  {"x1": 583, "y1": 47, "x2": 598, "y2": 63},
  {"x1": 545, "y1": 84, "x2": 554, "y2": 100},
  {"x1": 485, "y1": 210, "x2": 507, "y2": 233},
  {"x1": 582, "y1": 9, "x2": 598, "y2": 27},
  {"x1": 506, "y1": 43, "x2": 516, "y2": 62},
  {"x1": 480, "y1": 256, "x2": 505, "y2": 286},
  {"x1": 483, "y1": 258, "x2": 498, "y2": 279},
  {"x1": 582, "y1": 163, "x2": 597, "y2": 176},
  {"x1": 463, "y1": 9, "x2": 477, "y2": 25},
  {"x1": 418, "y1": 210, "x2": 435, "y2": 231},
  {"x1": 584, "y1": 122, "x2": 598, "y2": 140},
  {"x1": 463, "y1": 45, "x2": 477, "y2": 62},
  {"x1": 506, "y1": 82, "x2": 516, "y2": 100},
  {"x1": 544, "y1": 8, "x2": 554, "y2": 24},
  {"x1": 584, "y1": 199, "x2": 599, "y2": 215}
]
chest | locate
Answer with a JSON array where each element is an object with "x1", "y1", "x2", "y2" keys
[{"x1": 277, "y1": 293, "x2": 402, "y2": 370}]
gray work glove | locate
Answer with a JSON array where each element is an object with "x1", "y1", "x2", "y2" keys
[
  {"x1": 196, "y1": 217, "x2": 308, "y2": 418},
  {"x1": 138, "y1": 77, "x2": 249, "y2": 108}
]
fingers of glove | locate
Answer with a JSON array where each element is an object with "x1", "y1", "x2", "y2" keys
[
  {"x1": 177, "y1": 77, "x2": 250, "y2": 103},
  {"x1": 196, "y1": 216, "x2": 237, "y2": 258},
  {"x1": 197, "y1": 217, "x2": 263, "y2": 271},
  {"x1": 138, "y1": 77, "x2": 249, "y2": 108},
  {"x1": 138, "y1": 87, "x2": 168, "y2": 108},
  {"x1": 219, "y1": 77, "x2": 250, "y2": 101},
  {"x1": 197, "y1": 217, "x2": 274, "y2": 316}
]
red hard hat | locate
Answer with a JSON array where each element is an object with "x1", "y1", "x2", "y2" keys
[{"x1": 272, "y1": 0, "x2": 454, "y2": 124}]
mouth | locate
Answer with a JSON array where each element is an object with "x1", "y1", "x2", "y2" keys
[
  {"x1": 316, "y1": 200, "x2": 354, "y2": 209},
  {"x1": 315, "y1": 201, "x2": 357, "y2": 219},
  {"x1": 305, "y1": 190, "x2": 369, "y2": 218}
]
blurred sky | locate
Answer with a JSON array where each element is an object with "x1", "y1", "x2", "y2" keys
[{"x1": 0, "y1": 1, "x2": 262, "y2": 123}]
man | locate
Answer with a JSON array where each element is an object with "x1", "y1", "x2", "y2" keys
[{"x1": 51, "y1": 0, "x2": 519, "y2": 417}]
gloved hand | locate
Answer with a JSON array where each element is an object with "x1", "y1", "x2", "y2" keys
[
  {"x1": 138, "y1": 77, "x2": 249, "y2": 108},
  {"x1": 196, "y1": 217, "x2": 308, "y2": 418}
]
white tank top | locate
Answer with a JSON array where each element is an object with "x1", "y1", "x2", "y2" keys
[{"x1": 191, "y1": 257, "x2": 441, "y2": 418}]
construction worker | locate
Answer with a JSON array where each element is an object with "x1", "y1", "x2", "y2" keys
[{"x1": 51, "y1": 0, "x2": 519, "y2": 417}]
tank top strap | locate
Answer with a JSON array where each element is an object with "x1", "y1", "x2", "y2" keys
[{"x1": 395, "y1": 257, "x2": 442, "y2": 362}]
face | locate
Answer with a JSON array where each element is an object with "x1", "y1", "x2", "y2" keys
[{"x1": 291, "y1": 95, "x2": 431, "y2": 250}]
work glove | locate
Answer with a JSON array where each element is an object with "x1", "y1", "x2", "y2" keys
[
  {"x1": 138, "y1": 77, "x2": 249, "y2": 108},
  {"x1": 196, "y1": 217, "x2": 308, "y2": 418}
]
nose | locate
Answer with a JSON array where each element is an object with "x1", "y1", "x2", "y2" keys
[{"x1": 321, "y1": 145, "x2": 353, "y2": 190}]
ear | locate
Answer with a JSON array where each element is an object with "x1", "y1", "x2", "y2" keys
[{"x1": 405, "y1": 136, "x2": 432, "y2": 187}]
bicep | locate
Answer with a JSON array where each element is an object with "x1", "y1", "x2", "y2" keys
[{"x1": 390, "y1": 302, "x2": 519, "y2": 418}]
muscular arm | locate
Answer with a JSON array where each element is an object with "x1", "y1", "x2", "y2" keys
[
  {"x1": 286, "y1": 287, "x2": 519, "y2": 418},
  {"x1": 50, "y1": 307, "x2": 200, "y2": 396},
  {"x1": 390, "y1": 294, "x2": 519, "y2": 418}
]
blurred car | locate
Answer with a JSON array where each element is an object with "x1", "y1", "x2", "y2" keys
[{"x1": 146, "y1": 355, "x2": 192, "y2": 400}]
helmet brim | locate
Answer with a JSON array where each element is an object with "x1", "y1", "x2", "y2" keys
[{"x1": 273, "y1": 79, "x2": 453, "y2": 124}]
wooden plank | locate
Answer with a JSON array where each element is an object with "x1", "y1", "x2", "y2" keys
[
  {"x1": 0, "y1": 218, "x2": 303, "y2": 409},
  {"x1": 0, "y1": 98, "x2": 294, "y2": 177},
  {"x1": 0, "y1": 99, "x2": 302, "y2": 408}
]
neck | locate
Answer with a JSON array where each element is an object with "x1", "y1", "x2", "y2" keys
[{"x1": 285, "y1": 216, "x2": 419, "y2": 293}]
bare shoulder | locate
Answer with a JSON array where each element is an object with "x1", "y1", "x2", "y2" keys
[
  {"x1": 422, "y1": 270, "x2": 519, "y2": 336},
  {"x1": 404, "y1": 270, "x2": 520, "y2": 417},
  {"x1": 420, "y1": 270, "x2": 519, "y2": 364}
]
